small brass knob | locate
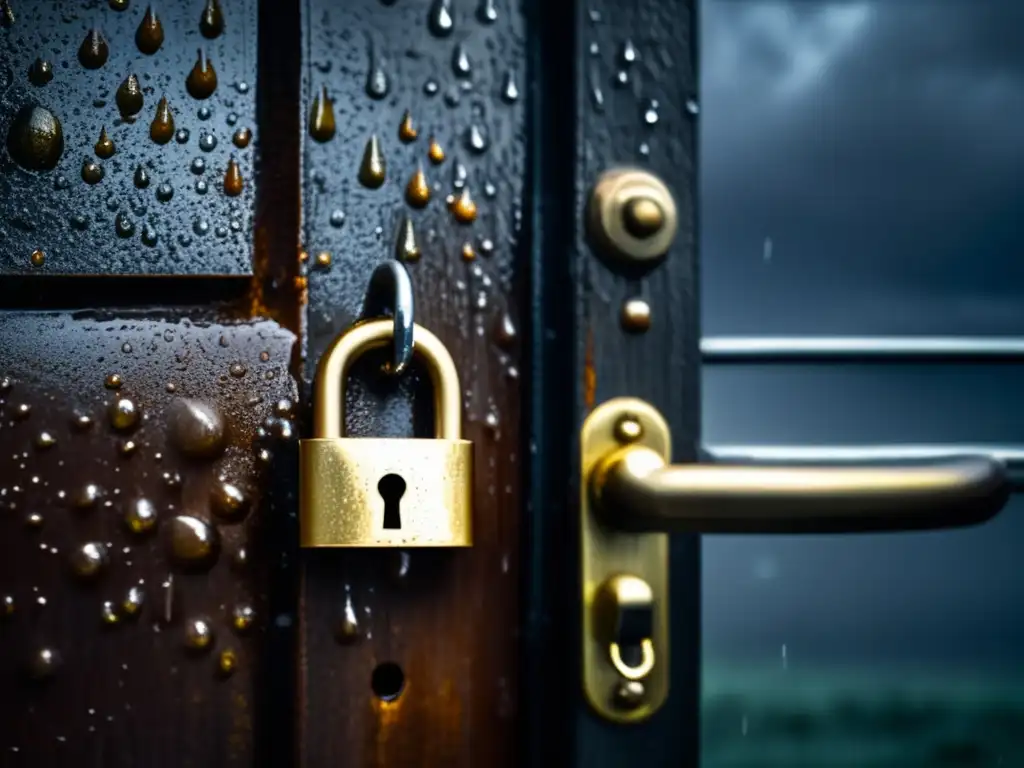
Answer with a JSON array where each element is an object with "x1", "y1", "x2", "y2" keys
[{"x1": 587, "y1": 168, "x2": 678, "y2": 267}]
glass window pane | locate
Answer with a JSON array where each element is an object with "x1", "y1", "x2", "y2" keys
[
  {"x1": 701, "y1": 0, "x2": 1024, "y2": 335},
  {"x1": 701, "y1": 364, "x2": 1024, "y2": 767}
]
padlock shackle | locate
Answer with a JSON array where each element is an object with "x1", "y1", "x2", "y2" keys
[{"x1": 313, "y1": 319, "x2": 462, "y2": 440}]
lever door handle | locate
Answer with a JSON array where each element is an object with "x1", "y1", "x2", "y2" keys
[{"x1": 591, "y1": 446, "x2": 1009, "y2": 534}]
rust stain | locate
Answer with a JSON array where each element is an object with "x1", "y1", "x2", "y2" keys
[{"x1": 584, "y1": 327, "x2": 596, "y2": 409}]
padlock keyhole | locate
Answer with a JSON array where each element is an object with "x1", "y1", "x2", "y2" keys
[{"x1": 378, "y1": 474, "x2": 407, "y2": 530}]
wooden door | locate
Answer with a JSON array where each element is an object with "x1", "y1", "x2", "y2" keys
[{"x1": 0, "y1": 0, "x2": 701, "y2": 765}]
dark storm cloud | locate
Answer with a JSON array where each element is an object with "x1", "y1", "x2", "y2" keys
[{"x1": 701, "y1": 1, "x2": 1024, "y2": 334}]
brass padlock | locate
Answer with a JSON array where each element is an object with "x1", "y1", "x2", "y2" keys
[{"x1": 300, "y1": 318, "x2": 473, "y2": 547}]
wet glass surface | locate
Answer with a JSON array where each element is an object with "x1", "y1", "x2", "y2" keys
[{"x1": 700, "y1": 2, "x2": 1024, "y2": 764}]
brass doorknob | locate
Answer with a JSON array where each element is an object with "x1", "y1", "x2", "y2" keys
[{"x1": 587, "y1": 168, "x2": 678, "y2": 267}]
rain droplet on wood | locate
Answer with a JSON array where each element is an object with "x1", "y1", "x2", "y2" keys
[
  {"x1": 186, "y1": 50, "x2": 218, "y2": 99},
  {"x1": 116, "y1": 74, "x2": 144, "y2": 119},
  {"x1": 217, "y1": 649, "x2": 237, "y2": 676},
  {"x1": 211, "y1": 480, "x2": 250, "y2": 522},
  {"x1": 452, "y1": 44, "x2": 471, "y2": 77},
  {"x1": 28, "y1": 59, "x2": 54, "y2": 86},
  {"x1": 428, "y1": 0, "x2": 454, "y2": 36},
  {"x1": 135, "y1": 6, "x2": 164, "y2": 55},
  {"x1": 395, "y1": 216, "x2": 421, "y2": 262},
  {"x1": 427, "y1": 137, "x2": 445, "y2": 165},
  {"x1": 398, "y1": 111, "x2": 417, "y2": 143},
  {"x1": 30, "y1": 249, "x2": 45, "y2": 268},
  {"x1": 309, "y1": 86, "x2": 335, "y2": 142},
  {"x1": 68, "y1": 541, "x2": 109, "y2": 579},
  {"x1": 365, "y1": 57, "x2": 389, "y2": 100},
  {"x1": 232, "y1": 127, "x2": 251, "y2": 148},
  {"x1": 150, "y1": 97, "x2": 174, "y2": 144},
  {"x1": 27, "y1": 648, "x2": 61, "y2": 681},
  {"x1": 501, "y1": 70, "x2": 519, "y2": 103},
  {"x1": 619, "y1": 39, "x2": 638, "y2": 67},
  {"x1": 477, "y1": 0, "x2": 497, "y2": 23},
  {"x1": 109, "y1": 397, "x2": 139, "y2": 430},
  {"x1": 199, "y1": 0, "x2": 225, "y2": 39},
  {"x1": 464, "y1": 123, "x2": 489, "y2": 154},
  {"x1": 125, "y1": 497, "x2": 158, "y2": 533},
  {"x1": 223, "y1": 157, "x2": 243, "y2": 197},
  {"x1": 78, "y1": 29, "x2": 109, "y2": 70},
  {"x1": 184, "y1": 616, "x2": 214, "y2": 651},
  {"x1": 6, "y1": 105, "x2": 64, "y2": 171},
  {"x1": 495, "y1": 309, "x2": 517, "y2": 347},
  {"x1": 167, "y1": 399, "x2": 226, "y2": 458},
  {"x1": 81, "y1": 159, "x2": 104, "y2": 185},
  {"x1": 358, "y1": 134, "x2": 386, "y2": 188},
  {"x1": 449, "y1": 187, "x2": 477, "y2": 224},
  {"x1": 232, "y1": 604, "x2": 255, "y2": 633},
  {"x1": 94, "y1": 127, "x2": 115, "y2": 159},
  {"x1": 461, "y1": 242, "x2": 476, "y2": 261},
  {"x1": 405, "y1": 165, "x2": 430, "y2": 208},
  {"x1": 122, "y1": 586, "x2": 144, "y2": 616},
  {"x1": 166, "y1": 516, "x2": 220, "y2": 570}
]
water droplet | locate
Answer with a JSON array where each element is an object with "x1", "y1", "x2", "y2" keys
[
  {"x1": 122, "y1": 586, "x2": 144, "y2": 616},
  {"x1": 78, "y1": 29, "x2": 109, "y2": 69},
  {"x1": 150, "y1": 97, "x2": 174, "y2": 144},
  {"x1": 73, "y1": 483, "x2": 105, "y2": 509},
  {"x1": 125, "y1": 497, "x2": 157, "y2": 533},
  {"x1": 54, "y1": 175, "x2": 69, "y2": 190},
  {"x1": 198, "y1": 106, "x2": 212, "y2": 121},
  {"x1": 13, "y1": 402, "x2": 31, "y2": 420},
  {"x1": 156, "y1": 182, "x2": 174, "y2": 202},
  {"x1": 81, "y1": 159, "x2": 104, "y2": 184},
  {"x1": 167, "y1": 516, "x2": 220, "y2": 569},
  {"x1": 115, "y1": 212, "x2": 135, "y2": 238},
  {"x1": 403, "y1": 164, "x2": 431, "y2": 209},
  {"x1": 68, "y1": 542, "x2": 109, "y2": 579},
  {"x1": 176, "y1": 128, "x2": 190, "y2": 144},
  {"x1": 397, "y1": 110, "x2": 418, "y2": 143},
  {"x1": 231, "y1": 604, "x2": 255, "y2": 633},
  {"x1": 28, "y1": 58, "x2": 53, "y2": 86},
  {"x1": 449, "y1": 187, "x2": 477, "y2": 224},
  {"x1": 183, "y1": 616, "x2": 214, "y2": 651},
  {"x1": 464, "y1": 124, "x2": 489, "y2": 154},
  {"x1": 6, "y1": 105, "x2": 64, "y2": 171},
  {"x1": 116, "y1": 74, "x2": 144, "y2": 118},
  {"x1": 427, "y1": 137, "x2": 445, "y2": 165},
  {"x1": 190, "y1": 157, "x2": 206, "y2": 175},
  {"x1": 100, "y1": 600, "x2": 120, "y2": 625},
  {"x1": 195, "y1": 179, "x2": 208, "y2": 194},
  {"x1": 35, "y1": 431, "x2": 56, "y2": 449},
  {"x1": 329, "y1": 209, "x2": 345, "y2": 228},
  {"x1": 133, "y1": 165, "x2": 150, "y2": 188},
  {"x1": 452, "y1": 44, "x2": 471, "y2": 77},
  {"x1": 621, "y1": 298, "x2": 651, "y2": 333},
  {"x1": 141, "y1": 222, "x2": 158, "y2": 246},
  {"x1": 452, "y1": 161, "x2": 467, "y2": 189},
  {"x1": 70, "y1": 214, "x2": 89, "y2": 230},
  {"x1": 428, "y1": 0, "x2": 454, "y2": 36},
  {"x1": 135, "y1": 6, "x2": 164, "y2": 55},
  {"x1": 686, "y1": 98, "x2": 699, "y2": 116},
  {"x1": 365, "y1": 56, "x2": 389, "y2": 100},
  {"x1": 186, "y1": 50, "x2": 218, "y2": 99},
  {"x1": 71, "y1": 412, "x2": 94, "y2": 430},
  {"x1": 619, "y1": 39, "x2": 638, "y2": 67},
  {"x1": 193, "y1": 219, "x2": 209, "y2": 236},
  {"x1": 226, "y1": 112, "x2": 238, "y2": 126},
  {"x1": 28, "y1": 647, "x2": 61, "y2": 681},
  {"x1": 29, "y1": 249, "x2": 45, "y2": 268},
  {"x1": 638, "y1": 141, "x2": 650, "y2": 157},
  {"x1": 199, "y1": 0, "x2": 225, "y2": 39},
  {"x1": 2, "y1": 595, "x2": 14, "y2": 618},
  {"x1": 591, "y1": 84, "x2": 605, "y2": 112},
  {"x1": 358, "y1": 134, "x2": 386, "y2": 188},
  {"x1": 336, "y1": 591, "x2": 360, "y2": 643},
  {"x1": 26, "y1": 512, "x2": 44, "y2": 528},
  {"x1": 199, "y1": 132, "x2": 217, "y2": 152},
  {"x1": 395, "y1": 216, "x2": 420, "y2": 262},
  {"x1": 223, "y1": 157, "x2": 243, "y2": 196},
  {"x1": 210, "y1": 480, "x2": 250, "y2": 522},
  {"x1": 229, "y1": 362, "x2": 246, "y2": 378},
  {"x1": 91, "y1": 128, "x2": 115, "y2": 161},
  {"x1": 477, "y1": 0, "x2": 497, "y2": 23},
  {"x1": 110, "y1": 0, "x2": 130, "y2": 8},
  {"x1": 314, "y1": 250, "x2": 331, "y2": 269},
  {"x1": 232, "y1": 547, "x2": 248, "y2": 569},
  {"x1": 642, "y1": 98, "x2": 659, "y2": 125},
  {"x1": 217, "y1": 648, "x2": 237, "y2": 676},
  {"x1": 308, "y1": 86, "x2": 335, "y2": 142},
  {"x1": 501, "y1": 70, "x2": 519, "y2": 103},
  {"x1": 167, "y1": 399, "x2": 226, "y2": 458},
  {"x1": 232, "y1": 127, "x2": 251, "y2": 148},
  {"x1": 461, "y1": 242, "x2": 476, "y2": 261},
  {"x1": 424, "y1": 78, "x2": 439, "y2": 96},
  {"x1": 235, "y1": 81, "x2": 249, "y2": 94}
]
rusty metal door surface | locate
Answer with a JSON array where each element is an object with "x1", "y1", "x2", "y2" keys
[{"x1": 0, "y1": 0, "x2": 700, "y2": 766}]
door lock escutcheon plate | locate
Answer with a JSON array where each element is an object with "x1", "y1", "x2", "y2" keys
[{"x1": 581, "y1": 398, "x2": 670, "y2": 724}]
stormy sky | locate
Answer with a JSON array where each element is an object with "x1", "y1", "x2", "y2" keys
[
  {"x1": 701, "y1": 0, "x2": 1024, "y2": 336},
  {"x1": 700, "y1": 1, "x2": 1024, "y2": 670}
]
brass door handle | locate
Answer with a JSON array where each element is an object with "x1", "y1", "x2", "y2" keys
[
  {"x1": 591, "y1": 446, "x2": 1009, "y2": 534},
  {"x1": 580, "y1": 398, "x2": 1012, "y2": 725}
]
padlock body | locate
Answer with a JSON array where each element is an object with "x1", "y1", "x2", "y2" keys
[{"x1": 300, "y1": 438, "x2": 473, "y2": 547}]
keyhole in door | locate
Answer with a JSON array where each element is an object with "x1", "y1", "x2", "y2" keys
[{"x1": 378, "y1": 474, "x2": 406, "y2": 529}]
